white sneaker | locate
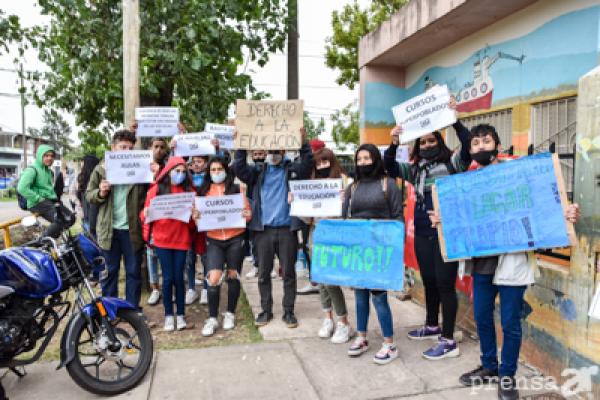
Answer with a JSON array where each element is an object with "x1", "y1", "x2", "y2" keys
[
  {"x1": 202, "y1": 317, "x2": 219, "y2": 337},
  {"x1": 199, "y1": 288, "x2": 208, "y2": 305},
  {"x1": 270, "y1": 269, "x2": 278, "y2": 279},
  {"x1": 245, "y1": 267, "x2": 258, "y2": 278},
  {"x1": 147, "y1": 289, "x2": 161, "y2": 306},
  {"x1": 331, "y1": 322, "x2": 354, "y2": 344},
  {"x1": 163, "y1": 316, "x2": 175, "y2": 332},
  {"x1": 176, "y1": 315, "x2": 187, "y2": 331},
  {"x1": 185, "y1": 289, "x2": 199, "y2": 305},
  {"x1": 223, "y1": 312, "x2": 235, "y2": 330},
  {"x1": 373, "y1": 342, "x2": 398, "y2": 365},
  {"x1": 318, "y1": 318, "x2": 334, "y2": 338}
]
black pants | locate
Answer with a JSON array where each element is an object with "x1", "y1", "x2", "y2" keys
[
  {"x1": 254, "y1": 227, "x2": 298, "y2": 314},
  {"x1": 29, "y1": 199, "x2": 75, "y2": 238},
  {"x1": 415, "y1": 234, "x2": 458, "y2": 340}
]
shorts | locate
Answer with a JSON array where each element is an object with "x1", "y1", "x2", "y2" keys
[{"x1": 206, "y1": 234, "x2": 245, "y2": 273}]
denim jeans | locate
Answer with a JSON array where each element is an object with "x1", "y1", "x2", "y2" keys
[
  {"x1": 473, "y1": 273, "x2": 527, "y2": 377},
  {"x1": 355, "y1": 289, "x2": 393, "y2": 338},
  {"x1": 101, "y1": 229, "x2": 143, "y2": 308},
  {"x1": 146, "y1": 246, "x2": 160, "y2": 285},
  {"x1": 185, "y1": 250, "x2": 208, "y2": 290},
  {"x1": 155, "y1": 247, "x2": 187, "y2": 316}
]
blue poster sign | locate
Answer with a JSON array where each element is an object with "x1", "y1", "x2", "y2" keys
[
  {"x1": 311, "y1": 219, "x2": 405, "y2": 291},
  {"x1": 435, "y1": 152, "x2": 571, "y2": 260}
]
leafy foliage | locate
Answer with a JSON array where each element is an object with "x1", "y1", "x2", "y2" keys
[
  {"x1": 27, "y1": 108, "x2": 72, "y2": 154},
  {"x1": 303, "y1": 111, "x2": 325, "y2": 140},
  {"x1": 331, "y1": 101, "x2": 359, "y2": 150}
]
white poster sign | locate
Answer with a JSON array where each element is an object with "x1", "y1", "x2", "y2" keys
[
  {"x1": 173, "y1": 133, "x2": 216, "y2": 157},
  {"x1": 392, "y1": 85, "x2": 456, "y2": 144},
  {"x1": 205, "y1": 123, "x2": 235, "y2": 149},
  {"x1": 289, "y1": 179, "x2": 343, "y2": 218},
  {"x1": 147, "y1": 192, "x2": 195, "y2": 223},
  {"x1": 105, "y1": 150, "x2": 153, "y2": 185},
  {"x1": 135, "y1": 107, "x2": 179, "y2": 137},
  {"x1": 195, "y1": 194, "x2": 246, "y2": 231}
]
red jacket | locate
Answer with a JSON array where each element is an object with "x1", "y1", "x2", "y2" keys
[{"x1": 140, "y1": 157, "x2": 205, "y2": 253}]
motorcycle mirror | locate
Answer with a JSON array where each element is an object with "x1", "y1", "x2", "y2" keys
[{"x1": 21, "y1": 215, "x2": 39, "y2": 227}]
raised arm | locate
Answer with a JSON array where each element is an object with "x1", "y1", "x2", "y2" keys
[
  {"x1": 289, "y1": 141, "x2": 313, "y2": 180},
  {"x1": 385, "y1": 126, "x2": 413, "y2": 182},
  {"x1": 232, "y1": 149, "x2": 257, "y2": 185}
]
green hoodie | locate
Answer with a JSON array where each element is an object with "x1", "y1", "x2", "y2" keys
[{"x1": 17, "y1": 144, "x2": 57, "y2": 209}]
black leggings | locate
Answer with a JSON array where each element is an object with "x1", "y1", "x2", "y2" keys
[{"x1": 414, "y1": 234, "x2": 458, "y2": 340}]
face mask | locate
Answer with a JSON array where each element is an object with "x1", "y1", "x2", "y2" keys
[
  {"x1": 315, "y1": 167, "x2": 331, "y2": 178},
  {"x1": 356, "y1": 164, "x2": 375, "y2": 177},
  {"x1": 253, "y1": 157, "x2": 265, "y2": 164},
  {"x1": 192, "y1": 172, "x2": 204, "y2": 187},
  {"x1": 472, "y1": 149, "x2": 498, "y2": 166},
  {"x1": 419, "y1": 146, "x2": 441, "y2": 160},
  {"x1": 266, "y1": 153, "x2": 283, "y2": 165},
  {"x1": 170, "y1": 171, "x2": 186, "y2": 185},
  {"x1": 211, "y1": 171, "x2": 227, "y2": 184}
]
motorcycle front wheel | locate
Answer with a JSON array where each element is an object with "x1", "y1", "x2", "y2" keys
[{"x1": 66, "y1": 309, "x2": 153, "y2": 395}]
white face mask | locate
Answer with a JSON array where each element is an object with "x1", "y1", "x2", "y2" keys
[
  {"x1": 266, "y1": 153, "x2": 283, "y2": 165},
  {"x1": 211, "y1": 171, "x2": 227, "y2": 184}
]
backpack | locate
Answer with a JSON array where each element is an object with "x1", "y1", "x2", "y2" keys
[{"x1": 16, "y1": 167, "x2": 37, "y2": 210}]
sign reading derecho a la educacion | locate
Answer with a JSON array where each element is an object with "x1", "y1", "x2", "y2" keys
[
  {"x1": 135, "y1": 107, "x2": 179, "y2": 137},
  {"x1": 311, "y1": 219, "x2": 405, "y2": 291},
  {"x1": 235, "y1": 100, "x2": 303, "y2": 150},
  {"x1": 195, "y1": 194, "x2": 246, "y2": 231},
  {"x1": 105, "y1": 150, "x2": 153, "y2": 185},
  {"x1": 433, "y1": 152, "x2": 576, "y2": 261},
  {"x1": 392, "y1": 85, "x2": 456, "y2": 144},
  {"x1": 173, "y1": 133, "x2": 216, "y2": 157},
  {"x1": 147, "y1": 192, "x2": 195, "y2": 223},
  {"x1": 289, "y1": 179, "x2": 342, "y2": 218}
]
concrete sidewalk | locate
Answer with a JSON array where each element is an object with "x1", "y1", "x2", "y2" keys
[{"x1": 2, "y1": 264, "x2": 559, "y2": 400}]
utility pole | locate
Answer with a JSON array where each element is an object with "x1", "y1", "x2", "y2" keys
[
  {"x1": 287, "y1": 0, "x2": 299, "y2": 100},
  {"x1": 123, "y1": 0, "x2": 140, "y2": 147},
  {"x1": 20, "y1": 63, "x2": 27, "y2": 168}
]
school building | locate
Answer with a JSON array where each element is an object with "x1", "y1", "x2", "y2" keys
[{"x1": 358, "y1": 0, "x2": 600, "y2": 394}]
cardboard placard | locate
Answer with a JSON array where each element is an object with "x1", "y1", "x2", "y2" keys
[
  {"x1": 135, "y1": 107, "x2": 179, "y2": 137},
  {"x1": 105, "y1": 150, "x2": 153, "y2": 185}
]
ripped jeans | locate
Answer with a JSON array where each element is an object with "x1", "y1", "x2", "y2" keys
[{"x1": 355, "y1": 289, "x2": 393, "y2": 338}]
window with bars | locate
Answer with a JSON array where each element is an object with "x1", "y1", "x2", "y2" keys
[{"x1": 446, "y1": 109, "x2": 513, "y2": 151}]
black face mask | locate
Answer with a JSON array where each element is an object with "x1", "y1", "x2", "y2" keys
[
  {"x1": 356, "y1": 164, "x2": 376, "y2": 177},
  {"x1": 472, "y1": 149, "x2": 498, "y2": 166},
  {"x1": 252, "y1": 158, "x2": 265, "y2": 164},
  {"x1": 419, "y1": 146, "x2": 441, "y2": 160},
  {"x1": 315, "y1": 167, "x2": 331, "y2": 178}
]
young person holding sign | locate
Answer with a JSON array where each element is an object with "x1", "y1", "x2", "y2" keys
[
  {"x1": 86, "y1": 130, "x2": 148, "y2": 309},
  {"x1": 384, "y1": 98, "x2": 470, "y2": 361},
  {"x1": 193, "y1": 158, "x2": 252, "y2": 336},
  {"x1": 429, "y1": 124, "x2": 580, "y2": 400},
  {"x1": 344, "y1": 144, "x2": 403, "y2": 365},
  {"x1": 140, "y1": 156, "x2": 198, "y2": 332}
]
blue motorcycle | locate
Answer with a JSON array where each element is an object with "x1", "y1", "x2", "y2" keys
[{"x1": 0, "y1": 208, "x2": 153, "y2": 396}]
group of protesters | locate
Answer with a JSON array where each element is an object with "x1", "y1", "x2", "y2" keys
[{"x1": 15, "y1": 96, "x2": 580, "y2": 400}]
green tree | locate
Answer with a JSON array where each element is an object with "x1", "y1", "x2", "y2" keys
[
  {"x1": 331, "y1": 101, "x2": 359, "y2": 150},
  {"x1": 325, "y1": 0, "x2": 406, "y2": 90},
  {"x1": 29, "y1": 0, "x2": 289, "y2": 135},
  {"x1": 303, "y1": 111, "x2": 325, "y2": 140},
  {"x1": 27, "y1": 108, "x2": 72, "y2": 155}
]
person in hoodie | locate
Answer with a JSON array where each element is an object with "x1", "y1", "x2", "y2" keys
[
  {"x1": 141, "y1": 156, "x2": 197, "y2": 332},
  {"x1": 193, "y1": 157, "x2": 252, "y2": 336},
  {"x1": 17, "y1": 144, "x2": 75, "y2": 238}
]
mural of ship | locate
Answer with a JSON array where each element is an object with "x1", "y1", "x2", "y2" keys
[{"x1": 454, "y1": 50, "x2": 525, "y2": 113}]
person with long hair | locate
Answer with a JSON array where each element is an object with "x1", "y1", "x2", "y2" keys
[
  {"x1": 77, "y1": 154, "x2": 100, "y2": 236},
  {"x1": 383, "y1": 98, "x2": 471, "y2": 360},
  {"x1": 193, "y1": 157, "x2": 252, "y2": 336},
  {"x1": 344, "y1": 144, "x2": 403, "y2": 364}
]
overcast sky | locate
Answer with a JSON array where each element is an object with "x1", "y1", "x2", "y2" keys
[{"x1": 0, "y1": 1, "x2": 364, "y2": 144}]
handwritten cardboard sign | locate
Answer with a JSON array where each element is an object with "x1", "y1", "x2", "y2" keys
[
  {"x1": 311, "y1": 219, "x2": 405, "y2": 291},
  {"x1": 147, "y1": 192, "x2": 195, "y2": 223},
  {"x1": 205, "y1": 123, "x2": 235, "y2": 149},
  {"x1": 235, "y1": 99, "x2": 303, "y2": 150},
  {"x1": 432, "y1": 153, "x2": 576, "y2": 261},
  {"x1": 135, "y1": 107, "x2": 179, "y2": 137},
  {"x1": 173, "y1": 133, "x2": 216, "y2": 157},
  {"x1": 195, "y1": 194, "x2": 246, "y2": 231},
  {"x1": 105, "y1": 150, "x2": 153, "y2": 185},
  {"x1": 392, "y1": 85, "x2": 456, "y2": 144},
  {"x1": 289, "y1": 179, "x2": 343, "y2": 218}
]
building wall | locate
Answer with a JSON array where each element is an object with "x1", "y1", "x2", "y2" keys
[{"x1": 360, "y1": 0, "x2": 600, "y2": 391}]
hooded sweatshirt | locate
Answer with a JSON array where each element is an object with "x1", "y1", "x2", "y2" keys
[{"x1": 17, "y1": 144, "x2": 57, "y2": 209}]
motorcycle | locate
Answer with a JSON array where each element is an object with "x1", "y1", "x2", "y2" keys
[{"x1": 0, "y1": 206, "x2": 153, "y2": 396}]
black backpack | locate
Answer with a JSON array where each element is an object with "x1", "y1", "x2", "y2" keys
[{"x1": 16, "y1": 167, "x2": 37, "y2": 210}]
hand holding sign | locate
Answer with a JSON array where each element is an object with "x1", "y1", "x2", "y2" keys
[
  {"x1": 147, "y1": 192, "x2": 195, "y2": 223},
  {"x1": 134, "y1": 107, "x2": 180, "y2": 137},
  {"x1": 173, "y1": 133, "x2": 216, "y2": 157},
  {"x1": 289, "y1": 179, "x2": 343, "y2": 218},
  {"x1": 105, "y1": 150, "x2": 154, "y2": 185}
]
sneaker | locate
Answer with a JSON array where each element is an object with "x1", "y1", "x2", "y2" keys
[
  {"x1": 331, "y1": 322, "x2": 354, "y2": 344},
  {"x1": 318, "y1": 318, "x2": 334, "y2": 338},
  {"x1": 245, "y1": 267, "x2": 258, "y2": 278},
  {"x1": 407, "y1": 325, "x2": 441, "y2": 341},
  {"x1": 201, "y1": 317, "x2": 219, "y2": 336},
  {"x1": 373, "y1": 343, "x2": 398, "y2": 365},
  {"x1": 147, "y1": 289, "x2": 161, "y2": 306},
  {"x1": 176, "y1": 315, "x2": 187, "y2": 331},
  {"x1": 199, "y1": 288, "x2": 208, "y2": 305},
  {"x1": 282, "y1": 311, "x2": 298, "y2": 328},
  {"x1": 459, "y1": 365, "x2": 499, "y2": 387},
  {"x1": 347, "y1": 336, "x2": 369, "y2": 357},
  {"x1": 498, "y1": 376, "x2": 519, "y2": 400},
  {"x1": 185, "y1": 289, "x2": 199, "y2": 305},
  {"x1": 223, "y1": 312, "x2": 235, "y2": 330},
  {"x1": 422, "y1": 338, "x2": 460, "y2": 360},
  {"x1": 297, "y1": 283, "x2": 319, "y2": 295},
  {"x1": 163, "y1": 316, "x2": 175, "y2": 332},
  {"x1": 255, "y1": 311, "x2": 273, "y2": 327},
  {"x1": 270, "y1": 269, "x2": 278, "y2": 279}
]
